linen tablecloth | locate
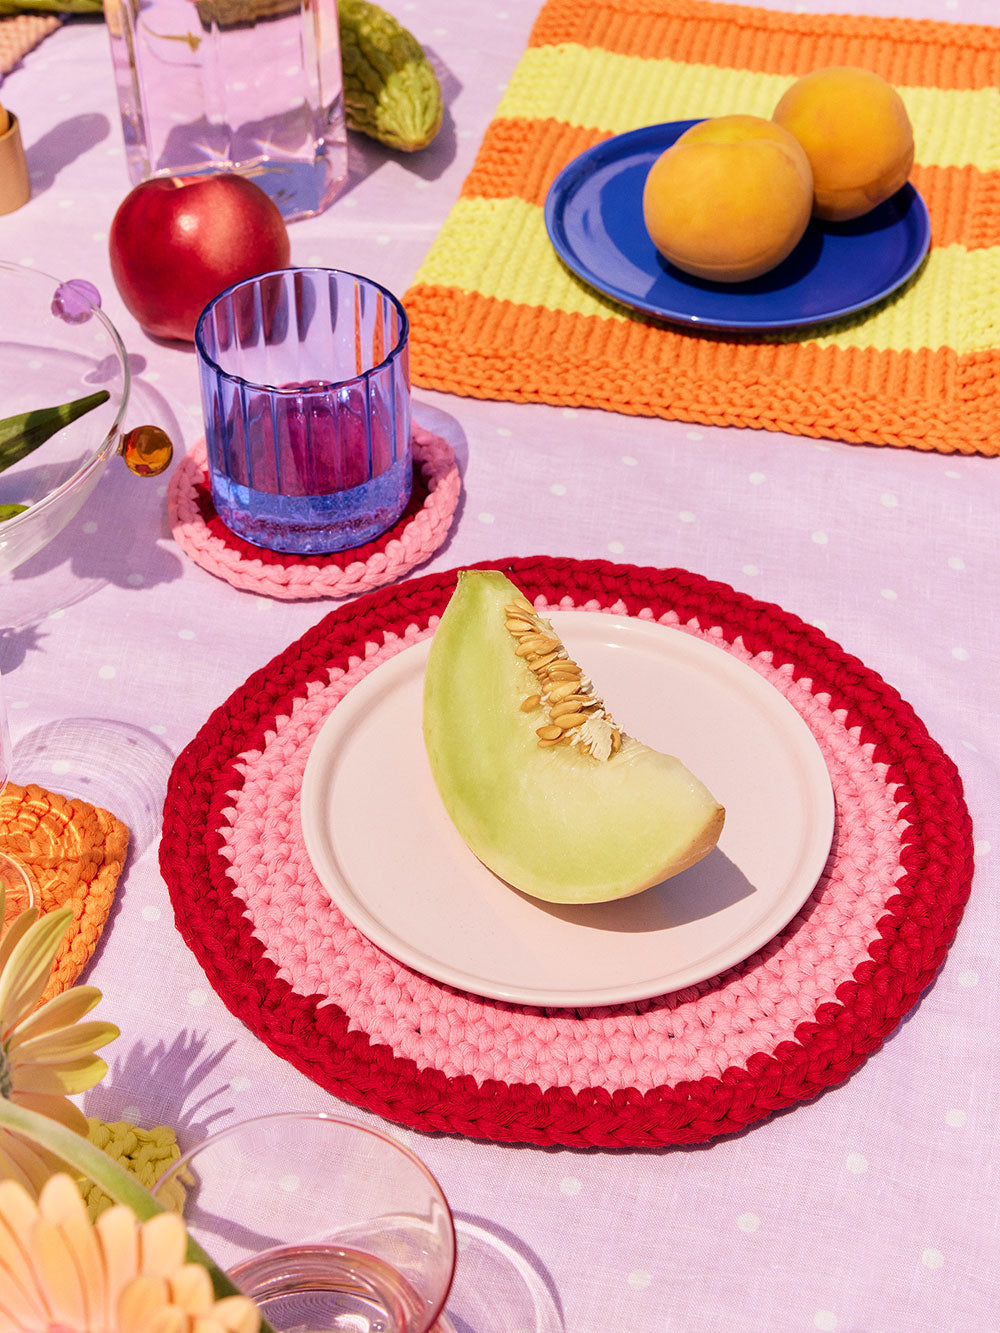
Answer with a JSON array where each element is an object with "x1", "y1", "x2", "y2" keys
[{"x1": 1, "y1": 1, "x2": 997, "y2": 1329}]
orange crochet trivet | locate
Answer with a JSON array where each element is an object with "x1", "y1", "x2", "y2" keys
[
  {"x1": 0, "y1": 782, "x2": 128, "y2": 1003},
  {"x1": 0, "y1": 14, "x2": 60, "y2": 74},
  {"x1": 404, "y1": 0, "x2": 1000, "y2": 456}
]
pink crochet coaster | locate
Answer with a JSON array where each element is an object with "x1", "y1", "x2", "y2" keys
[
  {"x1": 160, "y1": 557, "x2": 974, "y2": 1148},
  {"x1": 167, "y1": 425, "x2": 461, "y2": 600}
]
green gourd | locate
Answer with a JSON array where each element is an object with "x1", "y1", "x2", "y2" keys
[{"x1": 339, "y1": 0, "x2": 443, "y2": 152}]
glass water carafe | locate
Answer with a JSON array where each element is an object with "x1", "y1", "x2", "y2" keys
[{"x1": 105, "y1": 0, "x2": 348, "y2": 221}]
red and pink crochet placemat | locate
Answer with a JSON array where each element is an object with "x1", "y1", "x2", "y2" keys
[
  {"x1": 167, "y1": 425, "x2": 461, "y2": 600},
  {"x1": 159, "y1": 556, "x2": 974, "y2": 1148}
]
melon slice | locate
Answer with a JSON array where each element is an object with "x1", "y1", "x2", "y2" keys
[{"x1": 422, "y1": 569, "x2": 725, "y2": 904}]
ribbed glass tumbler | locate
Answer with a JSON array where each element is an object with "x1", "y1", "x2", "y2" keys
[{"x1": 195, "y1": 268, "x2": 411, "y2": 554}]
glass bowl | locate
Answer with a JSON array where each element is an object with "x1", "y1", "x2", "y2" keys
[{"x1": 0, "y1": 262, "x2": 132, "y2": 577}]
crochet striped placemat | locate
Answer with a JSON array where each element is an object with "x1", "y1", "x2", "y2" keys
[
  {"x1": 159, "y1": 557, "x2": 974, "y2": 1148},
  {"x1": 404, "y1": 0, "x2": 1000, "y2": 456}
]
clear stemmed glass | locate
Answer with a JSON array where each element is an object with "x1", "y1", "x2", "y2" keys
[
  {"x1": 152, "y1": 1111, "x2": 457, "y2": 1333},
  {"x1": 0, "y1": 669, "x2": 35, "y2": 915}
]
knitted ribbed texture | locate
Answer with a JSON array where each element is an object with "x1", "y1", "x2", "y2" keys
[
  {"x1": 167, "y1": 426, "x2": 462, "y2": 600},
  {"x1": 0, "y1": 782, "x2": 128, "y2": 1003},
  {"x1": 79, "y1": 1118, "x2": 188, "y2": 1220},
  {"x1": 404, "y1": 0, "x2": 1000, "y2": 455},
  {"x1": 158, "y1": 558, "x2": 974, "y2": 1148}
]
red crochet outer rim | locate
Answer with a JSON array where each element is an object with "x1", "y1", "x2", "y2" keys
[{"x1": 160, "y1": 556, "x2": 975, "y2": 1149}]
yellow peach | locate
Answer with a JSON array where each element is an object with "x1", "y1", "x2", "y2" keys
[
  {"x1": 641, "y1": 115, "x2": 814, "y2": 284},
  {"x1": 772, "y1": 66, "x2": 914, "y2": 222}
]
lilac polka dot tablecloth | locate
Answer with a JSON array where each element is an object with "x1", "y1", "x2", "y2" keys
[{"x1": 1, "y1": 0, "x2": 997, "y2": 1329}]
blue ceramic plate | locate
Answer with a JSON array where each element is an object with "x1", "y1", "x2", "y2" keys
[{"x1": 544, "y1": 121, "x2": 931, "y2": 332}]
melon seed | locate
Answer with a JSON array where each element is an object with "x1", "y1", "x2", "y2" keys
[
  {"x1": 536, "y1": 725, "x2": 563, "y2": 740},
  {"x1": 550, "y1": 699, "x2": 585, "y2": 718},
  {"x1": 515, "y1": 637, "x2": 548, "y2": 656},
  {"x1": 554, "y1": 712, "x2": 589, "y2": 729},
  {"x1": 520, "y1": 694, "x2": 541, "y2": 712},
  {"x1": 529, "y1": 650, "x2": 561, "y2": 671}
]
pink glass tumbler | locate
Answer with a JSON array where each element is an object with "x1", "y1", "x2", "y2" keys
[{"x1": 195, "y1": 268, "x2": 411, "y2": 554}]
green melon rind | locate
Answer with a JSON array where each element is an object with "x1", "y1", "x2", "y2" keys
[{"x1": 422, "y1": 569, "x2": 725, "y2": 904}]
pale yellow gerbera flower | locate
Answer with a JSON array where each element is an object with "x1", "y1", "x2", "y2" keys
[
  {"x1": 0, "y1": 1173, "x2": 260, "y2": 1333},
  {"x1": 0, "y1": 895, "x2": 119, "y2": 1192}
]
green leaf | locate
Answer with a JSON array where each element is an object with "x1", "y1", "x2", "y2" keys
[{"x1": 0, "y1": 390, "x2": 110, "y2": 474}]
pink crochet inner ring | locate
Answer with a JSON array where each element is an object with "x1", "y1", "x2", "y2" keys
[{"x1": 217, "y1": 608, "x2": 900, "y2": 1092}]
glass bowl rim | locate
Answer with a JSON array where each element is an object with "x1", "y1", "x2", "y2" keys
[
  {"x1": 193, "y1": 266, "x2": 410, "y2": 396},
  {"x1": 0, "y1": 260, "x2": 131, "y2": 534}
]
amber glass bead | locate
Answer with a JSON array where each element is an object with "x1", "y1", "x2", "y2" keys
[{"x1": 122, "y1": 424, "x2": 173, "y2": 476}]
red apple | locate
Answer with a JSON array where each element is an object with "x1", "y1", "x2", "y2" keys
[{"x1": 108, "y1": 173, "x2": 291, "y2": 343}]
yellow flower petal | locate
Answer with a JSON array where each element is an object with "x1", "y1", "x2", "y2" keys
[
  {"x1": 37, "y1": 1172, "x2": 87, "y2": 1224},
  {"x1": 0, "y1": 1307, "x2": 36, "y2": 1332},
  {"x1": 146, "y1": 1310, "x2": 189, "y2": 1333},
  {"x1": 214, "y1": 1295, "x2": 262, "y2": 1333},
  {"x1": 11, "y1": 1089, "x2": 89, "y2": 1137},
  {"x1": 4, "y1": 986, "x2": 103, "y2": 1045},
  {"x1": 95, "y1": 1204, "x2": 140, "y2": 1313},
  {"x1": 0, "y1": 907, "x2": 39, "y2": 977},
  {"x1": 169, "y1": 1262, "x2": 214, "y2": 1314},
  {"x1": 139, "y1": 1210, "x2": 189, "y2": 1278},
  {"x1": 31, "y1": 1215, "x2": 88, "y2": 1325},
  {"x1": 13, "y1": 1053, "x2": 109, "y2": 1095},
  {"x1": 0, "y1": 1192, "x2": 46, "y2": 1328},
  {"x1": 117, "y1": 1272, "x2": 171, "y2": 1331},
  {"x1": 0, "y1": 907, "x2": 73, "y2": 1034},
  {"x1": 0, "y1": 1129, "x2": 59, "y2": 1193},
  {"x1": 0, "y1": 1251, "x2": 44, "y2": 1327},
  {"x1": 11, "y1": 1019, "x2": 120, "y2": 1064},
  {"x1": 192, "y1": 1318, "x2": 229, "y2": 1333},
  {"x1": 0, "y1": 1176, "x2": 39, "y2": 1235},
  {"x1": 38, "y1": 1174, "x2": 104, "y2": 1324}
]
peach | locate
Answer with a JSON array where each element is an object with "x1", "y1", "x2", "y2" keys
[
  {"x1": 641, "y1": 115, "x2": 814, "y2": 284},
  {"x1": 772, "y1": 66, "x2": 914, "y2": 222}
]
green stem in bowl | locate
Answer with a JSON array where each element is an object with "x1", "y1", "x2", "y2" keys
[
  {"x1": 0, "y1": 1099, "x2": 279, "y2": 1332},
  {"x1": 0, "y1": 504, "x2": 28, "y2": 522},
  {"x1": 0, "y1": 389, "x2": 110, "y2": 473}
]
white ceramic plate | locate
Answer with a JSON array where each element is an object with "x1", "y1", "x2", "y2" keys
[{"x1": 300, "y1": 613, "x2": 835, "y2": 1007}]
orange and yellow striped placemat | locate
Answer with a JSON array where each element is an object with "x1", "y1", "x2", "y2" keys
[{"x1": 404, "y1": 0, "x2": 1000, "y2": 455}]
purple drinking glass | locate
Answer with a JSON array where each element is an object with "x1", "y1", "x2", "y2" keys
[{"x1": 195, "y1": 268, "x2": 411, "y2": 554}]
